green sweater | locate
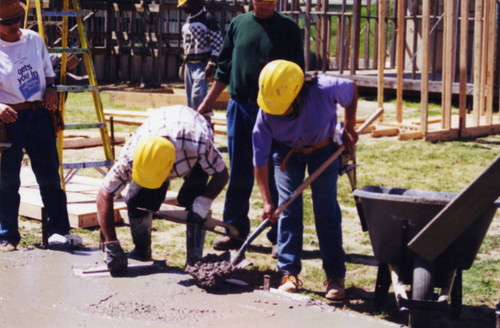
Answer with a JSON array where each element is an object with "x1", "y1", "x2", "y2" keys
[{"x1": 214, "y1": 11, "x2": 305, "y2": 101}]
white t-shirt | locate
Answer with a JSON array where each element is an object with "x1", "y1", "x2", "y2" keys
[{"x1": 0, "y1": 29, "x2": 55, "y2": 104}]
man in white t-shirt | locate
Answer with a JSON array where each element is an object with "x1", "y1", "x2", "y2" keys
[{"x1": 0, "y1": 0, "x2": 80, "y2": 252}]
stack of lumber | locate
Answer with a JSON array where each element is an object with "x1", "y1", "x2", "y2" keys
[
  {"x1": 19, "y1": 166, "x2": 179, "y2": 228},
  {"x1": 365, "y1": 118, "x2": 446, "y2": 141},
  {"x1": 104, "y1": 108, "x2": 228, "y2": 135}
]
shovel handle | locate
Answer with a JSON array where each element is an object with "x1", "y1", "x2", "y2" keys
[
  {"x1": 231, "y1": 219, "x2": 271, "y2": 265},
  {"x1": 273, "y1": 108, "x2": 383, "y2": 217}
]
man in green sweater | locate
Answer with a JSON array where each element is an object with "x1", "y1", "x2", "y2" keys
[{"x1": 197, "y1": 0, "x2": 304, "y2": 255}]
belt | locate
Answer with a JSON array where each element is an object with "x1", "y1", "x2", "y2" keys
[
  {"x1": 185, "y1": 52, "x2": 211, "y2": 62},
  {"x1": 280, "y1": 136, "x2": 335, "y2": 172},
  {"x1": 232, "y1": 96, "x2": 257, "y2": 104},
  {"x1": 8, "y1": 101, "x2": 43, "y2": 111}
]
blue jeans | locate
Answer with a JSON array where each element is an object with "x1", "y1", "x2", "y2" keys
[
  {"x1": 224, "y1": 98, "x2": 277, "y2": 242},
  {"x1": 273, "y1": 142, "x2": 346, "y2": 278},
  {"x1": 184, "y1": 62, "x2": 208, "y2": 110},
  {"x1": 0, "y1": 107, "x2": 70, "y2": 245}
]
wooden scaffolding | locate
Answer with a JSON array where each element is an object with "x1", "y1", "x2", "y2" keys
[{"x1": 32, "y1": 0, "x2": 500, "y2": 142}]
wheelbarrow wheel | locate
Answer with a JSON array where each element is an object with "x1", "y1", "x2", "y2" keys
[{"x1": 409, "y1": 256, "x2": 434, "y2": 328}]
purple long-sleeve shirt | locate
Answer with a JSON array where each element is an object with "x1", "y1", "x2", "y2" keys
[{"x1": 252, "y1": 75, "x2": 354, "y2": 167}]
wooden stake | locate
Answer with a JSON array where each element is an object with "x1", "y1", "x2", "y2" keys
[
  {"x1": 472, "y1": 0, "x2": 483, "y2": 125},
  {"x1": 377, "y1": 0, "x2": 386, "y2": 114},
  {"x1": 479, "y1": 0, "x2": 489, "y2": 117},
  {"x1": 442, "y1": 1, "x2": 454, "y2": 130},
  {"x1": 485, "y1": 0, "x2": 495, "y2": 124},
  {"x1": 420, "y1": 0, "x2": 430, "y2": 136},
  {"x1": 458, "y1": 0, "x2": 469, "y2": 134},
  {"x1": 395, "y1": 0, "x2": 404, "y2": 123}
]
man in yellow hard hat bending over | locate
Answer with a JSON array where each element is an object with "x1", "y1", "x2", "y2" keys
[{"x1": 96, "y1": 105, "x2": 228, "y2": 273}]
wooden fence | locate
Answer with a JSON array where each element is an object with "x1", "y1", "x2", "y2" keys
[{"x1": 31, "y1": 0, "x2": 500, "y2": 140}]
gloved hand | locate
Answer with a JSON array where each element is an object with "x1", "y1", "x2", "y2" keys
[
  {"x1": 333, "y1": 122, "x2": 344, "y2": 146},
  {"x1": 104, "y1": 240, "x2": 128, "y2": 273},
  {"x1": 192, "y1": 196, "x2": 212, "y2": 219}
]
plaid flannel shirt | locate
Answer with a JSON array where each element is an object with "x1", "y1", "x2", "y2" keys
[{"x1": 102, "y1": 105, "x2": 226, "y2": 195}]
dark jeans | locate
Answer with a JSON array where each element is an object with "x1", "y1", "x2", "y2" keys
[
  {"x1": 0, "y1": 107, "x2": 70, "y2": 245},
  {"x1": 125, "y1": 180, "x2": 169, "y2": 252},
  {"x1": 224, "y1": 98, "x2": 278, "y2": 242},
  {"x1": 125, "y1": 163, "x2": 208, "y2": 251}
]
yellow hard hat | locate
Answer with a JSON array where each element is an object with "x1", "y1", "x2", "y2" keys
[
  {"x1": 257, "y1": 60, "x2": 304, "y2": 116},
  {"x1": 177, "y1": 0, "x2": 188, "y2": 7},
  {"x1": 132, "y1": 136, "x2": 175, "y2": 189}
]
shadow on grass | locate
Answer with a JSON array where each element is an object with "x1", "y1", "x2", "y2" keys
[{"x1": 231, "y1": 264, "x2": 497, "y2": 328}]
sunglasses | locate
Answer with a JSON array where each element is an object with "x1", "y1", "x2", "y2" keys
[{"x1": 0, "y1": 16, "x2": 22, "y2": 26}]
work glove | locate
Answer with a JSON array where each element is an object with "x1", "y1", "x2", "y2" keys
[
  {"x1": 192, "y1": 196, "x2": 212, "y2": 219},
  {"x1": 104, "y1": 241, "x2": 128, "y2": 273},
  {"x1": 333, "y1": 122, "x2": 344, "y2": 146}
]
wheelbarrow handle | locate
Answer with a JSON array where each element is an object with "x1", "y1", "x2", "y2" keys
[{"x1": 274, "y1": 108, "x2": 384, "y2": 218}]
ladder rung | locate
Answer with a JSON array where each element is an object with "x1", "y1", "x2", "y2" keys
[
  {"x1": 28, "y1": 20, "x2": 60, "y2": 26},
  {"x1": 49, "y1": 48, "x2": 88, "y2": 54},
  {"x1": 62, "y1": 160, "x2": 114, "y2": 170},
  {"x1": 43, "y1": 11, "x2": 79, "y2": 17},
  {"x1": 65, "y1": 123, "x2": 105, "y2": 130},
  {"x1": 57, "y1": 85, "x2": 98, "y2": 92}
]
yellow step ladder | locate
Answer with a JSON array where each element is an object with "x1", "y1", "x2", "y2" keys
[{"x1": 24, "y1": 0, "x2": 114, "y2": 186}]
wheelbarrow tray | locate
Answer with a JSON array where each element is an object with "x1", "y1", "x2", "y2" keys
[{"x1": 353, "y1": 186, "x2": 498, "y2": 270}]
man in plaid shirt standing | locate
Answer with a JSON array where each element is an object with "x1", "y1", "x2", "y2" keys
[
  {"x1": 96, "y1": 105, "x2": 228, "y2": 273},
  {"x1": 178, "y1": 0, "x2": 223, "y2": 111}
]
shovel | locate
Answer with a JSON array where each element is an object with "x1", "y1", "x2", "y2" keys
[{"x1": 230, "y1": 108, "x2": 384, "y2": 266}]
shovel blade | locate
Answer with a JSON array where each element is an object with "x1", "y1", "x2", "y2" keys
[{"x1": 228, "y1": 251, "x2": 253, "y2": 269}]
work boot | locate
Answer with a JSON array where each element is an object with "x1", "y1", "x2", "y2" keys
[
  {"x1": 324, "y1": 277, "x2": 346, "y2": 300},
  {"x1": 271, "y1": 244, "x2": 278, "y2": 259},
  {"x1": 278, "y1": 274, "x2": 302, "y2": 293},
  {"x1": 128, "y1": 247, "x2": 152, "y2": 261},
  {"x1": 212, "y1": 236, "x2": 243, "y2": 251},
  {"x1": 129, "y1": 211, "x2": 152, "y2": 259},
  {"x1": 0, "y1": 241, "x2": 16, "y2": 252},
  {"x1": 186, "y1": 221, "x2": 206, "y2": 266}
]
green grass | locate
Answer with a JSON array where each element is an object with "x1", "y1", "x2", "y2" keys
[{"x1": 17, "y1": 90, "x2": 500, "y2": 327}]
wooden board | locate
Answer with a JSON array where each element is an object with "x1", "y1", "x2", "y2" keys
[
  {"x1": 104, "y1": 108, "x2": 229, "y2": 136},
  {"x1": 19, "y1": 167, "x2": 178, "y2": 229},
  {"x1": 408, "y1": 155, "x2": 500, "y2": 261},
  {"x1": 371, "y1": 126, "x2": 399, "y2": 137},
  {"x1": 63, "y1": 135, "x2": 126, "y2": 149},
  {"x1": 105, "y1": 89, "x2": 231, "y2": 110}
]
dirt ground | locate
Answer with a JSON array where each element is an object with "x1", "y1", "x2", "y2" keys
[{"x1": 0, "y1": 247, "x2": 399, "y2": 328}]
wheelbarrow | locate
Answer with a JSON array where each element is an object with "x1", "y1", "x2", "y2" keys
[{"x1": 353, "y1": 185, "x2": 499, "y2": 327}]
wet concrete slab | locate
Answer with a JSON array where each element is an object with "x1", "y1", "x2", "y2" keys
[{"x1": 0, "y1": 248, "x2": 399, "y2": 328}]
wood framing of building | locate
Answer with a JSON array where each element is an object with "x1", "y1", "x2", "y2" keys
[{"x1": 28, "y1": 0, "x2": 500, "y2": 141}]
